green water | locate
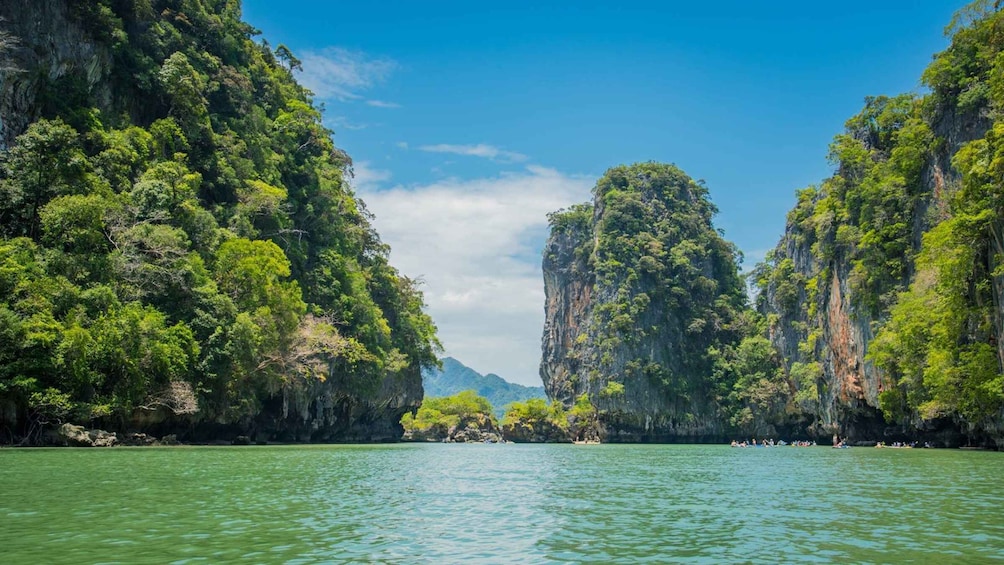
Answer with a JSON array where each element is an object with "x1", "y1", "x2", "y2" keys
[{"x1": 1, "y1": 444, "x2": 1003, "y2": 564}]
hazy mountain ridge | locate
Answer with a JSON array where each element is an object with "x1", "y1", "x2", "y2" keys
[{"x1": 423, "y1": 357, "x2": 545, "y2": 415}]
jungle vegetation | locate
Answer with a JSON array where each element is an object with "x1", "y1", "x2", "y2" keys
[{"x1": 0, "y1": 0, "x2": 439, "y2": 442}]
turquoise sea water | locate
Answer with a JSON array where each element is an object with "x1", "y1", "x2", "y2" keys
[{"x1": 1, "y1": 444, "x2": 1003, "y2": 563}]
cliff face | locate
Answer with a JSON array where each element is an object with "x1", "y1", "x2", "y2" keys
[
  {"x1": 540, "y1": 218, "x2": 593, "y2": 406},
  {"x1": 760, "y1": 233, "x2": 884, "y2": 437},
  {"x1": 541, "y1": 164, "x2": 746, "y2": 442},
  {"x1": 262, "y1": 367, "x2": 423, "y2": 442},
  {"x1": 119, "y1": 366, "x2": 422, "y2": 443},
  {"x1": 759, "y1": 95, "x2": 994, "y2": 442},
  {"x1": 0, "y1": 0, "x2": 113, "y2": 148},
  {"x1": 0, "y1": 1, "x2": 434, "y2": 444}
]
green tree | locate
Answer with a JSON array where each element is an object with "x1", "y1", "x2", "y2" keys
[{"x1": 0, "y1": 119, "x2": 99, "y2": 239}]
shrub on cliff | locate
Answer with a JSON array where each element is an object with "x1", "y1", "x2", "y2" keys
[{"x1": 501, "y1": 398, "x2": 571, "y2": 442}]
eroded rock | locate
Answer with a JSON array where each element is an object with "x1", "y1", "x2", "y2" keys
[{"x1": 57, "y1": 423, "x2": 117, "y2": 447}]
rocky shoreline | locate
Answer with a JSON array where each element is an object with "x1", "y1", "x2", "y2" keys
[
  {"x1": 39, "y1": 424, "x2": 178, "y2": 447},
  {"x1": 22, "y1": 422, "x2": 983, "y2": 449}
]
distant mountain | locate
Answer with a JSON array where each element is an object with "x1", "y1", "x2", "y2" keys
[{"x1": 422, "y1": 358, "x2": 546, "y2": 415}]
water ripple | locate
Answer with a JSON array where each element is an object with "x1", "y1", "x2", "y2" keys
[{"x1": 1, "y1": 444, "x2": 1003, "y2": 563}]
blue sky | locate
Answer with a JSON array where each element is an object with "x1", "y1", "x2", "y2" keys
[{"x1": 242, "y1": 0, "x2": 966, "y2": 386}]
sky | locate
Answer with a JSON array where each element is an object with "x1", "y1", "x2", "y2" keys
[{"x1": 242, "y1": 0, "x2": 967, "y2": 386}]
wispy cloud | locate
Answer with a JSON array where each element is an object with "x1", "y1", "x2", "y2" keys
[
  {"x1": 350, "y1": 161, "x2": 392, "y2": 192},
  {"x1": 418, "y1": 143, "x2": 527, "y2": 163},
  {"x1": 297, "y1": 47, "x2": 397, "y2": 101},
  {"x1": 327, "y1": 116, "x2": 370, "y2": 131},
  {"x1": 366, "y1": 99, "x2": 401, "y2": 108},
  {"x1": 353, "y1": 166, "x2": 594, "y2": 385}
]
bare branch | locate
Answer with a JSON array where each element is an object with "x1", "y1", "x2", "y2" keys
[{"x1": 138, "y1": 382, "x2": 198, "y2": 415}]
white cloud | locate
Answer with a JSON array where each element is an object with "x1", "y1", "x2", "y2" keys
[
  {"x1": 327, "y1": 116, "x2": 370, "y2": 131},
  {"x1": 418, "y1": 143, "x2": 527, "y2": 163},
  {"x1": 354, "y1": 166, "x2": 595, "y2": 386},
  {"x1": 366, "y1": 99, "x2": 401, "y2": 108},
  {"x1": 297, "y1": 47, "x2": 397, "y2": 101},
  {"x1": 395, "y1": 141, "x2": 409, "y2": 150},
  {"x1": 350, "y1": 161, "x2": 392, "y2": 192}
]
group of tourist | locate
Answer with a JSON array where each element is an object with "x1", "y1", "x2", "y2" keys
[
  {"x1": 727, "y1": 438, "x2": 936, "y2": 448},
  {"x1": 875, "y1": 441, "x2": 932, "y2": 448},
  {"x1": 729, "y1": 439, "x2": 816, "y2": 447}
]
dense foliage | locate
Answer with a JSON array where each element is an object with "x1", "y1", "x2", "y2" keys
[
  {"x1": 400, "y1": 390, "x2": 497, "y2": 440},
  {"x1": 869, "y1": 1, "x2": 1004, "y2": 431},
  {"x1": 501, "y1": 397, "x2": 570, "y2": 442},
  {"x1": 707, "y1": 311, "x2": 808, "y2": 438},
  {"x1": 0, "y1": 0, "x2": 438, "y2": 442},
  {"x1": 746, "y1": 93, "x2": 935, "y2": 436}
]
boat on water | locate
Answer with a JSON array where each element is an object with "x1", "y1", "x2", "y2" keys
[
  {"x1": 573, "y1": 440, "x2": 600, "y2": 445},
  {"x1": 729, "y1": 440, "x2": 816, "y2": 447}
]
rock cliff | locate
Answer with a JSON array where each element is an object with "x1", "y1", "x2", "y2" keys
[
  {"x1": 0, "y1": 0, "x2": 113, "y2": 149},
  {"x1": 541, "y1": 163, "x2": 746, "y2": 442},
  {"x1": 756, "y1": 8, "x2": 1002, "y2": 444}
]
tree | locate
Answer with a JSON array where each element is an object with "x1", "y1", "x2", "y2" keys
[
  {"x1": 274, "y1": 44, "x2": 302, "y2": 72},
  {"x1": 0, "y1": 119, "x2": 98, "y2": 239}
]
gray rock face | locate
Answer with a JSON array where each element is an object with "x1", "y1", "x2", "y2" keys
[
  {"x1": 540, "y1": 221, "x2": 593, "y2": 407},
  {"x1": 262, "y1": 368, "x2": 423, "y2": 443},
  {"x1": 447, "y1": 426, "x2": 503, "y2": 444},
  {"x1": 402, "y1": 414, "x2": 502, "y2": 443},
  {"x1": 0, "y1": 0, "x2": 113, "y2": 148},
  {"x1": 501, "y1": 419, "x2": 570, "y2": 443},
  {"x1": 120, "y1": 433, "x2": 158, "y2": 446}
]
